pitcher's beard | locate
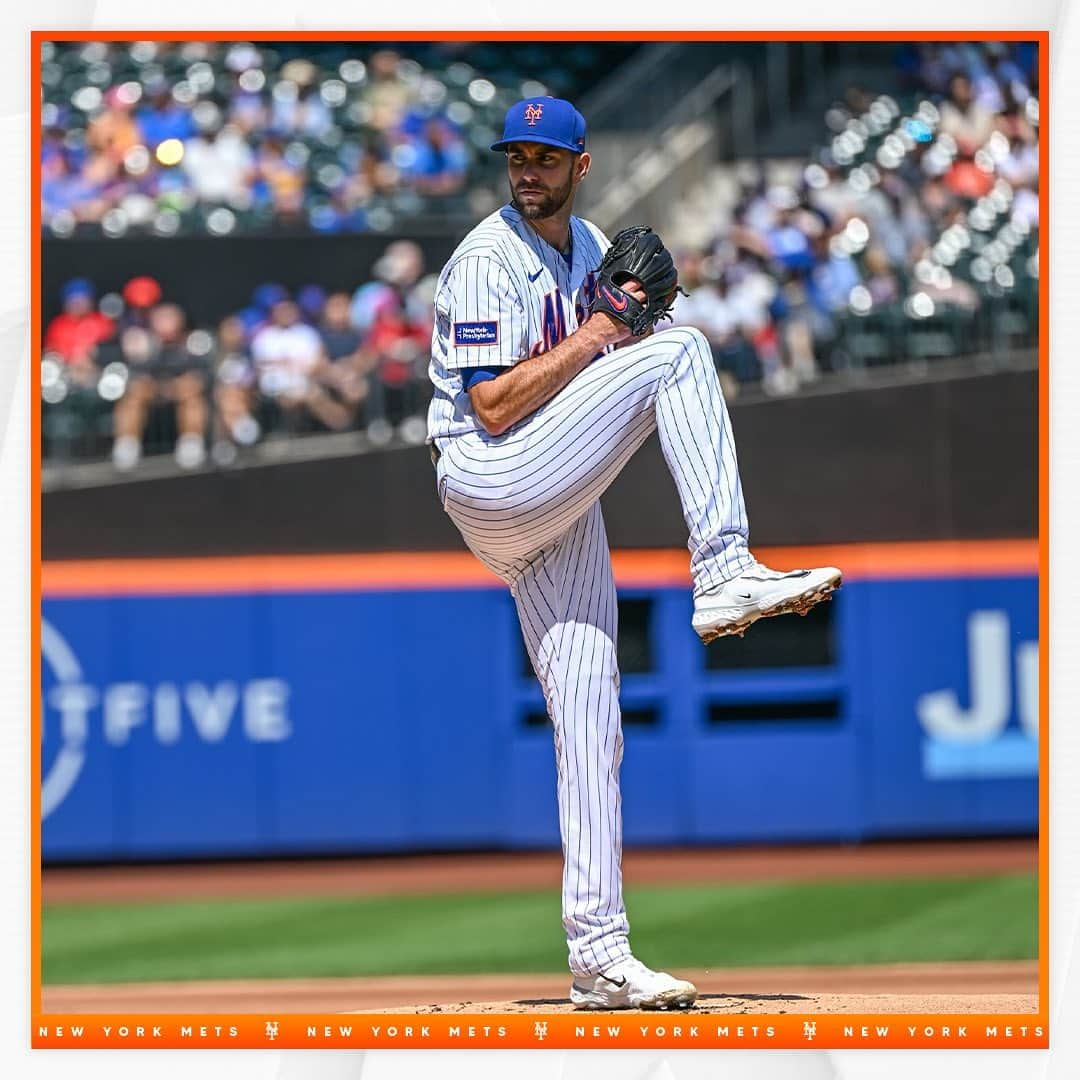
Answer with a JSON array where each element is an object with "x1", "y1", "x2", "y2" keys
[{"x1": 511, "y1": 180, "x2": 572, "y2": 221}]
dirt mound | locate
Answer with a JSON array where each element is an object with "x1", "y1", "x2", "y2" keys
[
  {"x1": 43, "y1": 960, "x2": 1037, "y2": 1015},
  {"x1": 375, "y1": 993, "x2": 1035, "y2": 1015}
]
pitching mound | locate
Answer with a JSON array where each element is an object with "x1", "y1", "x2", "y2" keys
[
  {"x1": 44, "y1": 961, "x2": 1037, "y2": 1015},
  {"x1": 357, "y1": 963, "x2": 1036, "y2": 1014},
  {"x1": 366, "y1": 993, "x2": 1034, "y2": 1015}
]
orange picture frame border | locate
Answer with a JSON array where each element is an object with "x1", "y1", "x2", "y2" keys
[{"x1": 30, "y1": 27, "x2": 1050, "y2": 1050}]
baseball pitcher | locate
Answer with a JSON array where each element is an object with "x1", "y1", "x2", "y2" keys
[{"x1": 426, "y1": 96, "x2": 841, "y2": 1010}]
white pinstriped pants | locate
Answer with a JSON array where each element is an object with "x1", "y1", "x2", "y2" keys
[{"x1": 435, "y1": 326, "x2": 753, "y2": 975}]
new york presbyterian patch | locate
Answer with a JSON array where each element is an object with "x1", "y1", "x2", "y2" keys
[{"x1": 454, "y1": 320, "x2": 499, "y2": 346}]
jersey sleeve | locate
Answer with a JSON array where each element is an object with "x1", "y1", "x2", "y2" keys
[{"x1": 441, "y1": 255, "x2": 526, "y2": 371}]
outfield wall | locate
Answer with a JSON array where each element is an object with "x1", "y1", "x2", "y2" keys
[
  {"x1": 42, "y1": 365, "x2": 1037, "y2": 558},
  {"x1": 40, "y1": 540, "x2": 1038, "y2": 861}
]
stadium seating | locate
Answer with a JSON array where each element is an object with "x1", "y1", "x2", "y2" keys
[
  {"x1": 41, "y1": 40, "x2": 637, "y2": 237},
  {"x1": 40, "y1": 39, "x2": 1039, "y2": 475}
]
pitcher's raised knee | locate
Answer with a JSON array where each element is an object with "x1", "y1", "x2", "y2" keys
[{"x1": 656, "y1": 325, "x2": 714, "y2": 375}]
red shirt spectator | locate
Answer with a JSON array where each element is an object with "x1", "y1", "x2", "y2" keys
[
  {"x1": 43, "y1": 279, "x2": 114, "y2": 363},
  {"x1": 367, "y1": 306, "x2": 428, "y2": 387}
]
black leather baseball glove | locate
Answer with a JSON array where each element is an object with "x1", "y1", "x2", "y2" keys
[{"x1": 588, "y1": 225, "x2": 685, "y2": 337}]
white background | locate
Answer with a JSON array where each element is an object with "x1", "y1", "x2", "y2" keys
[{"x1": 4, "y1": 3, "x2": 1076, "y2": 1078}]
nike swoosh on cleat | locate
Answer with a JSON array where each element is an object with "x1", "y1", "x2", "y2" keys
[
  {"x1": 527, "y1": 268, "x2": 545, "y2": 282},
  {"x1": 738, "y1": 570, "x2": 811, "y2": 582},
  {"x1": 737, "y1": 592, "x2": 752, "y2": 600},
  {"x1": 599, "y1": 974, "x2": 627, "y2": 988}
]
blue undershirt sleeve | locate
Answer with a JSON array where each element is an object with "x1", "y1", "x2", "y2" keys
[{"x1": 461, "y1": 366, "x2": 504, "y2": 392}]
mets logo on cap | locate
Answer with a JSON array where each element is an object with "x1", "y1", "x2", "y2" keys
[{"x1": 490, "y1": 97, "x2": 587, "y2": 154}]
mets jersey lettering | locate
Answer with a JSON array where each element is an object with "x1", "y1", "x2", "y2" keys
[
  {"x1": 529, "y1": 289, "x2": 568, "y2": 357},
  {"x1": 527, "y1": 277, "x2": 602, "y2": 357}
]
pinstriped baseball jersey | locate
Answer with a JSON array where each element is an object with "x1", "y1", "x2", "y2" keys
[
  {"x1": 426, "y1": 201, "x2": 754, "y2": 980},
  {"x1": 427, "y1": 204, "x2": 609, "y2": 441}
]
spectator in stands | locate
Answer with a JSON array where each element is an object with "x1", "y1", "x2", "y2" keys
[
  {"x1": 87, "y1": 86, "x2": 142, "y2": 167},
  {"x1": 112, "y1": 302, "x2": 210, "y2": 471},
  {"x1": 765, "y1": 207, "x2": 816, "y2": 274},
  {"x1": 43, "y1": 279, "x2": 115, "y2": 372},
  {"x1": 297, "y1": 284, "x2": 328, "y2": 326},
  {"x1": 41, "y1": 125, "x2": 68, "y2": 185},
  {"x1": 909, "y1": 240, "x2": 981, "y2": 313},
  {"x1": 119, "y1": 275, "x2": 163, "y2": 330},
  {"x1": 250, "y1": 298, "x2": 351, "y2": 432},
  {"x1": 270, "y1": 70, "x2": 333, "y2": 139},
  {"x1": 944, "y1": 155, "x2": 995, "y2": 200},
  {"x1": 317, "y1": 291, "x2": 372, "y2": 423},
  {"x1": 45, "y1": 152, "x2": 124, "y2": 225},
  {"x1": 804, "y1": 157, "x2": 858, "y2": 225},
  {"x1": 232, "y1": 282, "x2": 288, "y2": 344},
  {"x1": 318, "y1": 293, "x2": 363, "y2": 364},
  {"x1": 769, "y1": 273, "x2": 820, "y2": 392},
  {"x1": 989, "y1": 41, "x2": 1036, "y2": 103},
  {"x1": 732, "y1": 177, "x2": 775, "y2": 234},
  {"x1": 350, "y1": 240, "x2": 426, "y2": 334},
  {"x1": 212, "y1": 314, "x2": 261, "y2": 455},
  {"x1": 343, "y1": 242, "x2": 431, "y2": 426},
  {"x1": 730, "y1": 189, "x2": 821, "y2": 278},
  {"x1": 363, "y1": 292, "x2": 430, "y2": 427},
  {"x1": 254, "y1": 136, "x2": 306, "y2": 219},
  {"x1": 670, "y1": 252, "x2": 759, "y2": 394},
  {"x1": 227, "y1": 80, "x2": 269, "y2": 136},
  {"x1": 863, "y1": 246, "x2": 901, "y2": 306},
  {"x1": 998, "y1": 133, "x2": 1039, "y2": 190},
  {"x1": 909, "y1": 44, "x2": 951, "y2": 95},
  {"x1": 182, "y1": 122, "x2": 255, "y2": 204},
  {"x1": 400, "y1": 116, "x2": 469, "y2": 197},
  {"x1": 938, "y1": 73, "x2": 996, "y2": 157},
  {"x1": 1010, "y1": 182, "x2": 1039, "y2": 231},
  {"x1": 858, "y1": 176, "x2": 914, "y2": 266},
  {"x1": 363, "y1": 50, "x2": 416, "y2": 132},
  {"x1": 136, "y1": 82, "x2": 197, "y2": 149},
  {"x1": 809, "y1": 229, "x2": 860, "y2": 319},
  {"x1": 997, "y1": 83, "x2": 1037, "y2": 145},
  {"x1": 724, "y1": 254, "x2": 782, "y2": 380}
]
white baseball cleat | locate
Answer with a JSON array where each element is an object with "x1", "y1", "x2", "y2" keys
[
  {"x1": 570, "y1": 956, "x2": 698, "y2": 1010},
  {"x1": 692, "y1": 563, "x2": 842, "y2": 643}
]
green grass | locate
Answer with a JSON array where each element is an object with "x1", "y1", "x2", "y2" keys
[{"x1": 42, "y1": 873, "x2": 1037, "y2": 985}]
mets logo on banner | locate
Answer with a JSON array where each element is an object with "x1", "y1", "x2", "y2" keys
[{"x1": 524, "y1": 102, "x2": 543, "y2": 125}]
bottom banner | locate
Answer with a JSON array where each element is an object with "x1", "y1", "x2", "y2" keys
[{"x1": 32, "y1": 1013, "x2": 1048, "y2": 1050}]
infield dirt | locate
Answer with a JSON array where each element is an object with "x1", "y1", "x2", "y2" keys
[
  {"x1": 42, "y1": 961, "x2": 1037, "y2": 1014},
  {"x1": 42, "y1": 838, "x2": 1035, "y2": 904}
]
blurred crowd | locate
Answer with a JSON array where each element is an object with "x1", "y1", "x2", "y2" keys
[
  {"x1": 42, "y1": 40, "x2": 1041, "y2": 471},
  {"x1": 42, "y1": 241, "x2": 435, "y2": 469},
  {"x1": 41, "y1": 40, "x2": 630, "y2": 237},
  {"x1": 669, "y1": 41, "x2": 1039, "y2": 396}
]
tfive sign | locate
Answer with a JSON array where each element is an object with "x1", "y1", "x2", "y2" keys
[{"x1": 41, "y1": 617, "x2": 292, "y2": 821}]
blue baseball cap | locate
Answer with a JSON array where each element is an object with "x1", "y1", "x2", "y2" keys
[
  {"x1": 60, "y1": 277, "x2": 95, "y2": 304},
  {"x1": 490, "y1": 97, "x2": 586, "y2": 154},
  {"x1": 252, "y1": 282, "x2": 290, "y2": 312}
]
